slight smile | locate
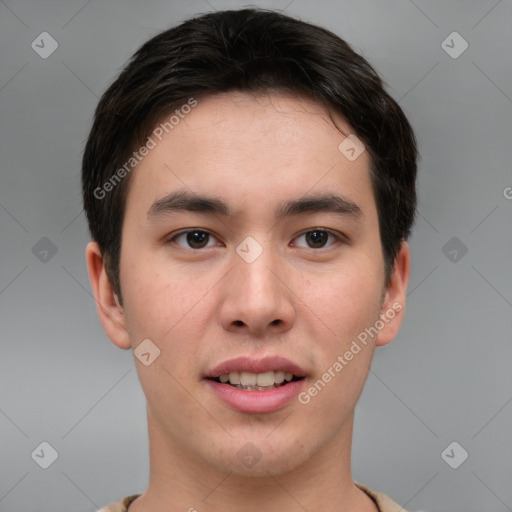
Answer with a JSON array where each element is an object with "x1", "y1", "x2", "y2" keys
[{"x1": 204, "y1": 355, "x2": 308, "y2": 414}]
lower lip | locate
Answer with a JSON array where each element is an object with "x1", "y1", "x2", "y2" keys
[{"x1": 205, "y1": 379, "x2": 305, "y2": 414}]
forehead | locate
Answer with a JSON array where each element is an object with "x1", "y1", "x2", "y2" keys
[{"x1": 123, "y1": 91, "x2": 374, "y2": 221}]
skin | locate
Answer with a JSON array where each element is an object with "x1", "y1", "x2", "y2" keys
[{"x1": 86, "y1": 91, "x2": 410, "y2": 512}]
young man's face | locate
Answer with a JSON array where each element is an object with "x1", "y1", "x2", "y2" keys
[{"x1": 88, "y1": 91, "x2": 409, "y2": 477}]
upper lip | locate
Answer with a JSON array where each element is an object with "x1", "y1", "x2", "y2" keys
[{"x1": 205, "y1": 356, "x2": 307, "y2": 379}]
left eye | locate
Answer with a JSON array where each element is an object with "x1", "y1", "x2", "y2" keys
[
  {"x1": 171, "y1": 230, "x2": 218, "y2": 249},
  {"x1": 293, "y1": 230, "x2": 339, "y2": 249}
]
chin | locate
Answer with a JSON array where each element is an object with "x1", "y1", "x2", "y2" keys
[{"x1": 201, "y1": 435, "x2": 314, "y2": 478}]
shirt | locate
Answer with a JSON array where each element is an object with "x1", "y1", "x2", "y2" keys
[{"x1": 97, "y1": 482, "x2": 407, "y2": 512}]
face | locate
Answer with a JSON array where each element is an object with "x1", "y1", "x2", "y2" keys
[{"x1": 88, "y1": 91, "x2": 409, "y2": 477}]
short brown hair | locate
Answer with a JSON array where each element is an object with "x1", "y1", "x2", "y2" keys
[{"x1": 82, "y1": 8, "x2": 418, "y2": 302}]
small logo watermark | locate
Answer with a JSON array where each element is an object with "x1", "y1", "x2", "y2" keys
[
  {"x1": 31, "y1": 441, "x2": 58, "y2": 469},
  {"x1": 338, "y1": 134, "x2": 365, "y2": 161},
  {"x1": 441, "y1": 32, "x2": 468, "y2": 59},
  {"x1": 32, "y1": 237, "x2": 58, "y2": 262},
  {"x1": 134, "y1": 338, "x2": 161, "y2": 366},
  {"x1": 31, "y1": 32, "x2": 58, "y2": 59},
  {"x1": 236, "y1": 236, "x2": 263, "y2": 264},
  {"x1": 442, "y1": 237, "x2": 468, "y2": 263},
  {"x1": 237, "y1": 442, "x2": 262, "y2": 468},
  {"x1": 441, "y1": 441, "x2": 468, "y2": 469}
]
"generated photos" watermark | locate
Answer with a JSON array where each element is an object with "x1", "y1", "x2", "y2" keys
[
  {"x1": 298, "y1": 302, "x2": 403, "y2": 405},
  {"x1": 94, "y1": 97, "x2": 198, "y2": 200}
]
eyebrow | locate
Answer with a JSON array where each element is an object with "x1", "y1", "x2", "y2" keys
[
  {"x1": 148, "y1": 190, "x2": 232, "y2": 218},
  {"x1": 276, "y1": 193, "x2": 362, "y2": 219},
  {"x1": 147, "y1": 189, "x2": 362, "y2": 221}
]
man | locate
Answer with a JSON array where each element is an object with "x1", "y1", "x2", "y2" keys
[{"x1": 83, "y1": 8, "x2": 417, "y2": 512}]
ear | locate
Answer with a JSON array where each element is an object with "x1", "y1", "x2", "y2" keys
[
  {"x1": 375, "y1": 241, "x2": 410, "y2": 347},
  {"x1": 85, "y1": 241, "x2": 132, "y2": 350}
]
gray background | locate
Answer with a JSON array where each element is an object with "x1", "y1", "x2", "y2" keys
[{"x1": 0, "y1": 0, "x2": 511, "y2": 511}]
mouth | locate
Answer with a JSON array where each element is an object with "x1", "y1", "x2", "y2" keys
[
  {"x1": 210, "y1": 370, "x2": 304, "y2": 391},
  {"x1": 204, "y1": 356, "x2": 307, "y2": 413}
]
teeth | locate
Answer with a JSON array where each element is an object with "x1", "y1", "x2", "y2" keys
[
  {"x1": 228, "y1": 371, "x2": 240, "y2": 385},
  {"x1": 217, "y1": 370, "x2": 298, "y2": 388},
  {"x1": 274, "y1": 371, "x2": 285, "y2": 384},
  {"x1": 240, "y1": 372, "x2": 257, "y2": 386},
  {"x1": 256, "y1": 371, "x2": 275, "y2": 387}
]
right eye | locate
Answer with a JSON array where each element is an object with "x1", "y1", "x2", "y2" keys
[{"x1": 167, "y1": 229, "x2": 220, "y2": 250}]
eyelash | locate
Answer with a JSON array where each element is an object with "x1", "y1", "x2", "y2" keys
[{"x1": 166, "y1": 228, "x2": 346, "y2": 250}]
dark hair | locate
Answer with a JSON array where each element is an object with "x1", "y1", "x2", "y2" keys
[{"x1": 82, "y1": 7, "x2": 418, "y2": 302}]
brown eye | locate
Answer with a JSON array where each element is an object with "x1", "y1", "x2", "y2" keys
[
  {"x1": 305, "y1": 230, "x2": 329, "y2": 248},
  {"x1": 294, "y1": 229, "x2": 339, "y2": 249},
  {"x1": 171, "y1": 230, "x2": 216, "y2": 249},
  {"x1": 186, "y1": 231, "x2": 209, "y2": 248}
]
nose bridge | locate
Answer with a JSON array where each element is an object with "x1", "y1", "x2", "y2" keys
[
  {"x1": 219, "y1": 235, "x2": 295, "y2": 334},
  {"x1": 235, "y1": 237, "x2": 281, "y2": 306}
]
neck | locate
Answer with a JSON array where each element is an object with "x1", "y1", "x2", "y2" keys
[{"x1": 129, "y1": 408, "x2": 378, "y2": 512}]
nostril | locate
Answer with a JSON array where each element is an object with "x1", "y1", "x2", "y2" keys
[
  {"x1": 271, "y1": 319, "x2": 281, "y2": 325},
  {"x1": 234, "y1": 320, "x2": 244, "y2": 326}
]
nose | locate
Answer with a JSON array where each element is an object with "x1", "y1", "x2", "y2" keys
[{"x1": 218, "y1": 247, "x2": 295, "y2": 337}]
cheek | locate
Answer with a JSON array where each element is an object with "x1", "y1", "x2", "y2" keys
[
  {"x1": 121, "y1": 262, "x2": 213, "y2": 401},
  {"x1": 297, "y1": 260, "x2": 383, "y2": 416},
  {"x1": 304, "y1": 258, "x2": 384, "y2": 344},
  {"x1": 121, "y1": 249, "x2": 214, "y2": 331}
]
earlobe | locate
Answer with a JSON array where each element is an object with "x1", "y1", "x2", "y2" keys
[
  {"x1": 85, "y1": 241, "x2": 132, "y2": 350},
  {"x1": 375, "y1": 241, "x2": 410, "y2": 347}
]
